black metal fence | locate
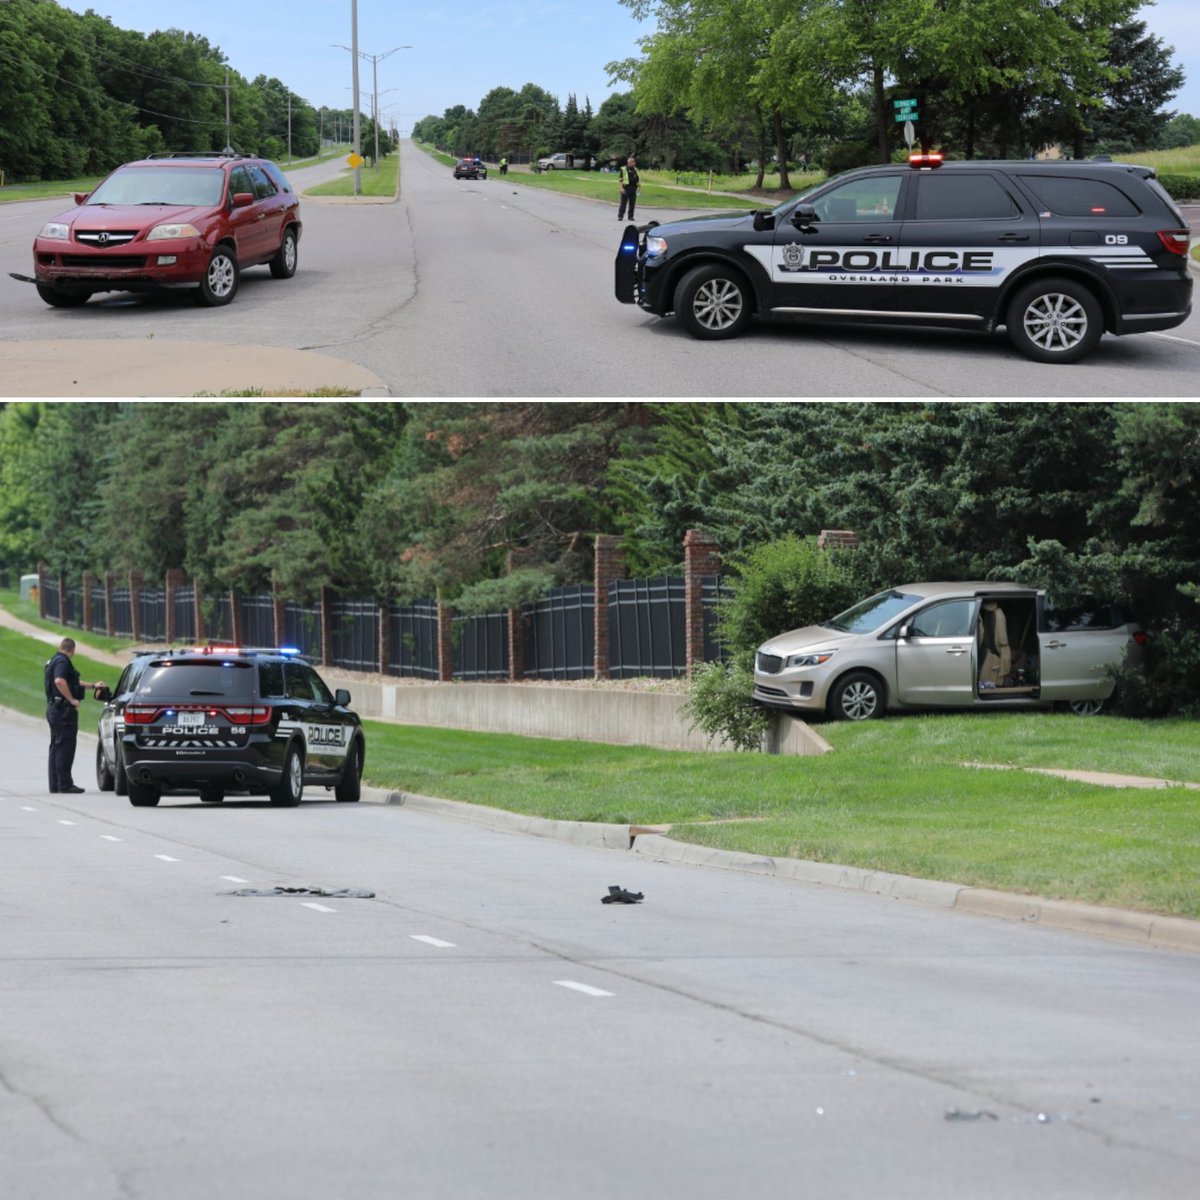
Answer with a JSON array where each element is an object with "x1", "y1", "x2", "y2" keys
[
  {"x1": 387, "y1": 599, "x2": 439, "y2": 679},
  {"x1": 453, "y1": 611, "x2": 508, "y2": 680},
  {"x1": 524, "y1": 584, "x2": 594, "y2": 679},
  {"x1": 39, "y1": 572, "x2": 731, "y2": 679}
]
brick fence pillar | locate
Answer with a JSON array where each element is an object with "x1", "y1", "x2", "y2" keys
[
  {"x1": 817, "y1": 529, "x2": 859, "y2": 551},
  {"x1": 82, "y1": 570, "x2": 96, "y2": 635},
  {"x1": 506, "y1": 548, "x2": 532, "y2": 682},
  {"x1": 684, "y1": 528, "x2": 721, "y2": 677},
  {"x1": 165, "y1": 568, "x2": 185, "y2": 645},
  {"x1": 104, "y1": 572, "x2": 115, "y2": 637},
  {"x1": 593, "y1": 534, "x2": 625, "y2": 680},
  {"x1": 128, "y1": 570, "x2": 144, "y2": 643},
  {"x1": 436, "y1": 590, "x2": 454, "y2": 682},
  {"x1": 319, "y1": 587, "x2": 333, "y2": 667},
  {"x1": 272, "y1": 582, "x2": 287, "y2": 650}
]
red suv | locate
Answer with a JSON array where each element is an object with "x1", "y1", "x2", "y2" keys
[{"x1": 31, "y1": 151, "x2": 302, "y2": 308}]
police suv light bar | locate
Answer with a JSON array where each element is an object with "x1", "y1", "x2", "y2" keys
[{"x1": 908, "y1": 152, "x2": 944, "y2": 169}]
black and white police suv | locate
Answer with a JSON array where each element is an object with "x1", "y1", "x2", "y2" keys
[
  {"x1": 96, "y1": 646, "x2": 365, "y2": 808},
  {"x1": 614, "y1": 154, "x2": 1193, "y2": 363}
]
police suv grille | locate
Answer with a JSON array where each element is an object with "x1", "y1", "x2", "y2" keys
[
  {"x1": 61, "y1": 255, "x2": 146, "y2": 269},
  {"x1": 75, "y1": 231, "x2": 138, "y2": 247},
  {"x1": 756, "y1": 651, "x2": 784, "y2": 674}
]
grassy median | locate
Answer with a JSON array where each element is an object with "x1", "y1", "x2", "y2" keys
[{"x1": 2, "y1": 617, "x2": 1198, "y2": 917}]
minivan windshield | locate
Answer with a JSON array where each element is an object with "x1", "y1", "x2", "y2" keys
[
  {"x1": 825, "y1": 590, "x2": 918, "y2": 633},
  {"x1": 135, "y1": 662, "x2": 256, "y2": 699}
]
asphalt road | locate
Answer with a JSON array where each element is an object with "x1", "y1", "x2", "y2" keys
[
  {"x1": 1, "y1": 143, "x2": 1197, "y2": 397},
  {"x1": 3, "y1": 712, "x2": 1199, "y2": 1199}
]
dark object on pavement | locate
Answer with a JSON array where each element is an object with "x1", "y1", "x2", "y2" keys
[
  {"x1": 230, "y1": 886, "x2": 376, "y2": 897},
  {"x1": 602, "y1": 885, "x2": 644, "y2": 904}
]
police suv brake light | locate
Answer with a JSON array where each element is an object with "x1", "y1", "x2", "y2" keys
[
  {"x1": 1157, "y1": 229, "x2": 1190, "y2": 256},
  {"x1": 224, "y1": 706, "x2": 272, "y2": 724},
  {"x1": 124, "y1": 705, "x2": 160, "y2": 724},
  {"x1": 908, "y1": 152, "x2": 943, "y2": 169}
]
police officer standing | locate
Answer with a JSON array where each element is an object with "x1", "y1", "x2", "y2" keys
[
  {"x1": 46, "y1": 637, "x2": 104, "y2": 794},
  {"x1": 618, "y1": 156, "x2": 640, "y2": 221}
]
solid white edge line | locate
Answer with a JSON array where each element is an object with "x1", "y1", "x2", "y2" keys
[
  {"x1": 410, "y1": 935, "x2": 456, "y2": 948},
  {"x1": 301, "y1": 902, "x2": 337, "y2": 913},
  {"x1": 553, "y1": 981, "x2": 614, "y2": 997}
]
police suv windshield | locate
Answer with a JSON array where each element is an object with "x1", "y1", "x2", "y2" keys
[{"x1": 135, "y1": 662, "x2": 257, "y2": 699}]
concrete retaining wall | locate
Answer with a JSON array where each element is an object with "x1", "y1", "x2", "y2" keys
[{"x1": 323, "y1": 676, "x2": 830, "y2": 756}]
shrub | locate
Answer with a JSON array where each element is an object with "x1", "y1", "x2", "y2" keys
[
  {"x1": 681, "y1": 660, "x2": 771, "y2": 751},
  {"x1": 1154, "y1": 173, "x2": 1200, "y2": 202}
]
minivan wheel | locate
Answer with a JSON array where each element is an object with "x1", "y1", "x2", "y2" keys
[
  {"x1": 676, "y1": 264, "x2": 752, "y2": 340},
  {"x1": 269, "y1": 227, "x2": 298, "y2": 279},
  {"x1": 196, "y1": 245, "x2": 239, "y2": 306},
  {"x1": 1065, "y1": 697, "x2": 1107, "y2": 716},
  {"x1": 1007, "y1": 276, "x2": 1103, "y2": 364},
  {"x1": 829, "y1": 672, "x2": 885, "y2": 721}
]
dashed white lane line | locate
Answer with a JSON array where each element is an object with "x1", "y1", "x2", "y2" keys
[
  {"x1": 100, "y1": 835, "x2": 122, "y2": 842},
  {"x1": 553, "y1": 981, "x2": 614, "y2": 998},
  {"x1": 410, "y1": 935, "x2": 456, "y2": 948},
  {"x1": 221, "y1": 875, "x2": 249, "y2": 884},
  {"x1": 301, "y1": 902, "x2": 336, "y2": 913},
  {"x1": 57, "y1": 820, "x2": 77, "y2": 826},
  {"x1": 20, "y1": 806, "x2": 37, "y2": 812},
  {"x1": 154, "y1": 854, "x2": 180, "y2": 863}
]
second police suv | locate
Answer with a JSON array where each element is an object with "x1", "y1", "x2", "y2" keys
[
  {"x1": 614, "y1": 153, "x2": 1192, "y2": 363},
  {"x1": 95, "y1": 645, "x2": 365, "y2": 808}
]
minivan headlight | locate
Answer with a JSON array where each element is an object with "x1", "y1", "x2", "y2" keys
[{"x1": 786, "y1": 651, "x2": 835, "y2": 668}]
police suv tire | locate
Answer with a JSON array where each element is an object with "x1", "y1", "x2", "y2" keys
[
  {"x1": 676, "y1": 264, "x2": 752, "y2": 340},
  {"x1": 113, "y1": 741, "x2": 129, "y2": 796},
  {"x1": 828, "y1": 671, "x2": 885, "y2": 721},
  {"x1": 269, "y1": 227, "x2": 298, "y2": 279},
  {"x1": 1006, "y1": 276, "x2": 1103, "y2": 364},
  {"x1": 36, "y1": 283, "x2": 89, "y2": 308},
  {"x1": 335, "y1": 739, "x2": 363, "y2": 803},
  {"x1": 270, "y1": 743, "x2": 304, "y2": 806},
  {"x1": 196, "y1": 245, "x2": 239, "y2": 306},
  {"x1": 96, "y1": 742, "x2": 115, "y2": 792},
  {"x1": 199, "y1": 785, "x2": 225, "y2": 803},
  {"x1": 128, "y1": 782, "x2": 161, "y2": 807}
]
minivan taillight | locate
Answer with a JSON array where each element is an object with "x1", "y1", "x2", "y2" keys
[
  {"x1": 1133, "y1": 631, "x2": 1149, "y2": 646},
  {"x1": 1157, "y1": 229, "x2": 1189, "y2": 256}
]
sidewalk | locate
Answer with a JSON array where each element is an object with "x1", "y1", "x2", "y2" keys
[{"x1": 0, "y1": 338, "x2": 389, "y2": 399}]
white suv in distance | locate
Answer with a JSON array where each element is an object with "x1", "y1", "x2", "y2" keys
[{"x1": 753, "y1": 581, "x2": 1146, "y2": 721}]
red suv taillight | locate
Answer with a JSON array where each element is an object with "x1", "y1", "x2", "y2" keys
[{"x1": 1157, "y1": 229, "x2": 1190, "y2": 256}]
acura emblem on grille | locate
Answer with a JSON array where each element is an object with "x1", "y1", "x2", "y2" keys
[{"x1": 97, "y1": 232, "x2": 110, "y2": 245}]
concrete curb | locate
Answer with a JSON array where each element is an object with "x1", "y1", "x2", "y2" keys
[{"x1": 367, "y1": 788, "x2": 1200, "y2": 955}]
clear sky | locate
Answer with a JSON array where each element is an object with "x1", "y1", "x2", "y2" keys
[{"x1": 64, "y1": 0, "x2": 1199, "y2": 135}]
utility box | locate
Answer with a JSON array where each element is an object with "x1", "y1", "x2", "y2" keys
[{"x1": 20, "y1": 573, "x2": 39, "y2": 603}]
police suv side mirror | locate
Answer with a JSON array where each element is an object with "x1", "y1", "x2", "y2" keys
[
  {"x1": 752, "y1": 210, "x2": 775, "y2": 232},
  {"x1": 791, "y1": 203, "x2": 818, "y2": 229},
  {"x1": 335, "y1": 688, "x2": 351, "y2": 707}
]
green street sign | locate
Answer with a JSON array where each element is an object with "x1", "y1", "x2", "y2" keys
[
  {"x1": 894, "y1": 109, "x2": 919, "y2": 123},
  {"x1": 893, "y1": 98, "x2": 918, "y2": 110}
]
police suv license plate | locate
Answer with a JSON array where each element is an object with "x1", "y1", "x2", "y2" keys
[{"x1": 178, "y1": 712, "x2": 206, "y2": 727}]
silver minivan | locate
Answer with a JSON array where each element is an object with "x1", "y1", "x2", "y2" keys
[{"x1": 753, "y1": 581, "x2": 1145, "y2": 721}]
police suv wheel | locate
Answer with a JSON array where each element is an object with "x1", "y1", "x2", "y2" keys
[
  {"x1": 335, "y1": 739, "x2": 363, "y2": 803},
  {"x1": 270, "y1": 743, "x2": 304, "y2": 806},
  {"x1": 197, "y1": 246, "x2": 239, "y2": 306},
  {"x1": 128, "y1": 782, "x2": 160, "y2": 807},
  {"x1": 113, "y1": 741, "x2": 128, "y2": 796},
  {"x1": 676, "y1": 264, "x2": 751, "y2": 340},
  {"x1": 1007, "y1": 276, "x2": 1103, "y2": 364},
  {"x1": 96, "y1": 742, "x2": 114, "y2": 792}
]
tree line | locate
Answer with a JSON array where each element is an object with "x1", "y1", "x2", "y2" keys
[
  {"x1": 0, "y1": 0, "x2": 375, "y2": 181},
  {"x1": 415, "y1": 1, "x2": 1193, "y2": 186},
  {"x1": 2, "y1": 402, "x2": 1198, "y2": 712}
]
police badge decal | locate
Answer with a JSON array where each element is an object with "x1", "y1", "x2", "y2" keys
[{"x1": 778, "y1": 243, "x2": 807, "y2": 273}]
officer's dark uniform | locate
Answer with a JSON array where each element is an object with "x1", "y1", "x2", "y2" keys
[
  {"x1": 46, "y1": 651, "x2": 83, "y2": 792},
  {"x1": 618, "y1": 161, "x2": 640, "y2": 221}
]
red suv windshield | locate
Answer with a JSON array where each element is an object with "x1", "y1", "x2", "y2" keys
[{"x1": 86, "y1": 166, "x2": 226, "y2": 207}]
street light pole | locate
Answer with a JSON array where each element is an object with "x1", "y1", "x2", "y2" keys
[
  {"x1": 350, "y1": 0, "x2": 361, "y2": 194},
  {"x1": 334, "y1": 39, "x2": 410, "y2": 179}
]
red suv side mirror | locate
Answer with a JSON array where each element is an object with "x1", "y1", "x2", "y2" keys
[{"x1": 231, "y1": 192, "x2": 254, "y2": 208}]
